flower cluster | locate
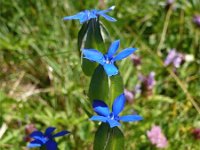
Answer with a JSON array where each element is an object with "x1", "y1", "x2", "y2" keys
[
  {"x1": 27, "y1": 5, "x2": 144, "y2": 150},
  {"x1": 125, "y1": 72, "x2": 156, "y2": 101}
]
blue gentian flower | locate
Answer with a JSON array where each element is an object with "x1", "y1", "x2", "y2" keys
[
  {"x1": 82, "y1": 40, "x2": 137, "y2": 76},
  {"x1": 63, "y1": 6, "x2": 116, "y2": 23},
  {"x1": 90, "y1": 93, "x2": 143, "y2": 128},
  {"x1": 28, "y1": 127, "x2": 70, "y2": 150}
]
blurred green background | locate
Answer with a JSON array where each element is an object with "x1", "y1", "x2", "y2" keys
[{"x1": 0, "y1": 0, "x2": 200, "y2": 149}]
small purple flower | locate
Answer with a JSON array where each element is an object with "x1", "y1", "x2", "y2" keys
[
  {"x1": 139, "y1": 72, "x2": 156, "y2": 96},
  {"x1": 166, "y1": 0, "x2": 174, "y2": 5},
  {"x1": 165, "y1": 0, "x2": 174, "y2": 10},
  {"x1": 28, "y1": 127, "x2": 70, "y2": 150},
  {"x1": 90, "y1": 93, "x2": 143, "y2": 128},
  {"x1": 147, "y1": 126, "x2": 168, "y2": 148},
  {"x1": 82, "y1": 40, "x2": 137, "y2": 76},
  {"x1": 63, "y1": 6, "x2": 116, "y2": 23},
  {"x1": 146, "y1": 72, "x2": 156, "y2": 90},
  {"x1": 130, "y1": 54, "x2": 141, "y2": 67},
  {"x1": 193, "y1": 15, "x2": 200, "y2": 27},
  {"x1": 164, "y1": 49, "x2": 184, "y2": 68},
  {"x1": 164, "y1": 49, "x2": 177, "y2": 66},
  {"x1": 192, "y1": 128, "x2": 200, "y2": 140},
  {"x1": 124, "y1": 89, "x2": 135, "y2": 103}
]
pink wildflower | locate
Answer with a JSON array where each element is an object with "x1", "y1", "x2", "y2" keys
[
  {"x1": 147, "y1": 125, "x2": 168, "y2": 148},
  {"x1": 24, "y1": 124, "x2": 37, "y2": 142},
  {"x1": 192, "y1": 128, "x2": 200, "y2": 140}
]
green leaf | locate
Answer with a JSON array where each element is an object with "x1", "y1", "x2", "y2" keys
[
  {"x1": 78, "y1": 22, "x2": 89, "y2": 51},
  {"x1": 109, "y1": 74, "x2": 124, "y2": 105},
  {"x1": 88, "y1": 65, "x2": 109, "y2": 102},
  {"x1": 94, "y1": 123, "x2": 125, "y2": 150},
  {"x1": 81, "y1": 58, "x2": 99, "y2": 76}
]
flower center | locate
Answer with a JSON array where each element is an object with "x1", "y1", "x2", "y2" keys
[
  {"x1": 109, "y1": 113, "x2": 115, "y2": 120},
  {"x1": 104, "y1": 55, "x2": 112, "y2": 64}
]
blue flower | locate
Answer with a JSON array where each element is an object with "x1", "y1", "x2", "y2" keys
[
  {"x1": 82, "y1": 40, "x2": 137, "y2": 76},
  {"x1": 63, "y1": 6, "x2": 116, "y2": 23},
  {"x1": 28, "y1": 127, "x2": 70, "y2": 150},
  {"x1": 90, "y1": 93, "x2": 143, "y2": 128}
]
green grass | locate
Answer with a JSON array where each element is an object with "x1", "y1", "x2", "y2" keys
[{"x1": 0, "y1": 0, "x2": 200, "y2": 149}]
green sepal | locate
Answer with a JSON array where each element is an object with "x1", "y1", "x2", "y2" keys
[
  {"x1": 93, "y1": 123, "x2": 125, "y2": 150},
  {"x1": 88, "y1": 65, "x2": 109, "y2": 102},
  {"x1": 88, "y1": 65, "x2": 124, "y2": 105},
  {"x1": 78, "y1": 22, "x2": 89, "y2": 51},
  {"x1": 108, "y1": 73, "x2": 124, "y2": 105}
]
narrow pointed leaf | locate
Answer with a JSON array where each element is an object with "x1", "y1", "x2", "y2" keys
[
  {"x1": 94, "y1": 123, "x2": 124, "y2": 150},
  {"x1": 99, "y1": 22, "x2": 111, "y2": 44},
  {"x1": 78, "y1": 22, "x2": 89, "y2": 51},
  {"x1": 89, "y1": 65, "x2": 109, "y2": 102},
  {"x1": 109, "y1": 74, "x2": 124, "y2": 105}
]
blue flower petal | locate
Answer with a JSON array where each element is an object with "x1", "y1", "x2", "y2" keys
[
  {"x1": 52, "y1": 130, "x2": 70, "y2": 138},
  {"x1": 107, "y1": 119, "x2": 121, "y2": 128},
  {"x1": 112, "y1": 94, "x2": 125, "y2": 116},
  {"x1": 29, "y1": 131, "x2": 46, "y2": 143},
  {"x1": 119, "y1": 115, "x2": 143, "y2": 122},
  {"x1": 90, "y1": 116, "x2": 108, "y2": 122},
  {"x1": 100, "y1": 13, "x2": 117, "y2": 22},
  {"x1": 88, "y1": 10, "x2": 98, "y2": 19},
  {"x1": 30, "y1": 131, "x2": 43, "y2": 138},
  {"x1": 97, "y1": 6, "x2": 115, "y2": 14},
  {"x1": 45, "y1": 127, "x2": 56, "y2": 136},
  {"x1": 103, "y1": 63, "x2": 118, "y2": 76},
  {"x1": 107, "y1": 40, "x2": 120, "y2": 59},
  {"x1": 46, "y1": 140, "x2": 57, "y2": 150},
  {"x1": 82, "y1": 49, "x2": 104, "y2": 65},
  {"x1": 63, "y1": 12, "x2": 85, "y2": 21},
  {"x1": 92, "y1": 100, "x2": 110, "y2": 116},
  {"x1": 113, "y1": 48, "x2": 137, "y2": 61},
  {"x1": 80, "y1": 15, "x2": 89, "y2": 24},
  {"x1": 28, "y1": 140, "x2": 42, "y2": 148}
]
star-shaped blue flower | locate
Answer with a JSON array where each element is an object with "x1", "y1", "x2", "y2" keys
[
  {"x1": 90, "y1": 93, "x2": 143, "y2": 128},
  {"x1": 28, "y1": 127, "x2": 70, "y2": 150},
  {"x1": 63, "y1": 6, "x2": 116, "y2": 23},
  {"x1": 82, "y1": 40, "x2": 137, "y2": 77}
]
